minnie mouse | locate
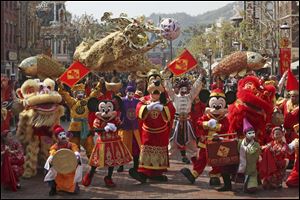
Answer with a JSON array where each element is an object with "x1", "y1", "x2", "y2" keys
[{"x1": 82, "y1": 96, "x2": 132, "y2": 187}]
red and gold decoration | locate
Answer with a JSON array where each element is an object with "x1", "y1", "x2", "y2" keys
[
  {"x1": 59, "y1": 61, "x2": 90, "y2": 88},
  {"x1": 167, "y1": 49, "x2": 197, "y2": 76},
  {"x1": 279, "y1": 48, "x2": 291, "y2": 76},
  {"x1": 207, "y1": 140, "x2": 239, "y2": 167}
]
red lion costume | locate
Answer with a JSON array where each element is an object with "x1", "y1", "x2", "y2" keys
[{"x1": 228, "y1": 76, "x2": 276, "y2": 145}]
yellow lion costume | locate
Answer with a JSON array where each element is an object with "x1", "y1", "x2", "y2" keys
[{"x1": 15, "y1": 78, "x2": 64, "y2": 178}]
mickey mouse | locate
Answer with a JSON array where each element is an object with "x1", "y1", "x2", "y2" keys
[
  {"x1": 82, "y1": 96, "x2": 132, "y2": 188},
  {"x1": 181, "y1": 88, "x2": 236, "y2": 186}
]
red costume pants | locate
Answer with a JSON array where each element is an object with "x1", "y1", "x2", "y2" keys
[{"x1": 191, "y1": 147, "x2": 220, "y2": 178}]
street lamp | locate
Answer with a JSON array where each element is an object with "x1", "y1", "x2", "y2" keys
[
  {"x1": 232, "y1": 41, "x2": 240, "y2": 51},
  {"x1": 208, "y1": 49, "x2": 213, "y2": 85},
  {"x1": 277, "y1": 22, "x2": 291, "y2": 76},
  {"x1": 280, "y1": 22, "x2": 290, "y2": 40}
]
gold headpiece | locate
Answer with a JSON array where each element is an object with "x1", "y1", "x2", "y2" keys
[
  {"x1": 289, "y1": 90, "x2": 299, "y2": 95},
  {"x1": 71, "y1": 83, "x2": 85, "y2": 92}
]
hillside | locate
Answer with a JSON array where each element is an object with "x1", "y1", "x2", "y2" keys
[{"x1": 147, "y1": 1, "x2": 243, "y2": 46}]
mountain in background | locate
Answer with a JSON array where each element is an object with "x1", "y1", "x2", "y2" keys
[{"x1": 147, "y1": 1, "x2": 243, "y2": 46}]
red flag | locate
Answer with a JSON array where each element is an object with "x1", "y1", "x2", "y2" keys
[
  {"x1": 279, "y1": 48, "x2": 291, "y2": 76},
  {"x1": 167, "y1": 49, "x2": 197, "y2": 76},
  {"x1": 286, "y1": 68, "x2": 299, "y2": 92},
  {"x1": 59, "y1": 61, "x2": 90, "y2": 88}
]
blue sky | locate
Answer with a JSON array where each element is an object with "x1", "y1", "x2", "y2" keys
[{"x1": 65, "y1": 1, "x2": 235, "y2": 18}]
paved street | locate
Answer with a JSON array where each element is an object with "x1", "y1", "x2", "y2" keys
[{"x1": 1, "y1": 147, "x2": 299, "y2": 199}]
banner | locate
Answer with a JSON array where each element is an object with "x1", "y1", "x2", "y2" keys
[
  {"x1": 167, "y1": 49, "x2": 197, "y2": 76},
  {"x1": 279, "y1": 48, "x2": 291, "y2": 76},
  {"x1": 59, "y1": 61, "x2": 90, "y2": 88}
]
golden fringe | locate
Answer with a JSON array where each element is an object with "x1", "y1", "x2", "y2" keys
[
  {"x1": 22, "y1": 136, "x2": 39, "y2": 178},
  {"x1": 17, "y1": 105, "x2": 64, "y2": 178}
]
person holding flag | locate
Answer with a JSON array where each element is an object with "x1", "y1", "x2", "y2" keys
[
  {"x1": 57, "y1": 61, "x2": 103, "y2": 158},
  {"x1": 164, "y1": 49, "x2": 203, "y2": 164},
  {"x1": 276, "y1": 69, "x2": 299, "y2": 168}
]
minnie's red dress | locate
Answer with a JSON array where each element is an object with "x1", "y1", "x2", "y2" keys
[{"x1": 89, "y1": 117, "x2": 132, "y2": 168}]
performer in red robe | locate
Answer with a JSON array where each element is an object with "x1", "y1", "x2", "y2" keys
[
  {"x1": 1, "y1": 130, "x2": 24, "y2": 191},
  {"x1": 129, "y1": 69, "x2": 175, "y2": 183},
  {"x1": 286, "y1": 124, "x2": 299, "y2": 188},
  {"x1": 1, "y1": 75, "x2": 14, "y2": 132},
  {"x1": 259, "y1": 126, "x2": 289, "y2": 189},
  {"x1": 276, "y1": 69, "x2": 299, "y2": 165}
]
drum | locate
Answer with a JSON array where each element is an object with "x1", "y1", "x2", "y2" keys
[
  {"x1": 52, "y1": 148, "x2": 77, "y2": 174},
  {"x1": 206, "y1": 139, "x2": 239, "y2": 167}
]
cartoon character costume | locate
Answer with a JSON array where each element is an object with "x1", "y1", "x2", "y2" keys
[
  {"x1": 129, "y1": 69, "x2": 175, "y2": 183},
  {"x1": 82, "y1": 97, "x2": 132, "y2": 187},
  {"x1": 180, "y1": 88, "x2": 236, "y2": 186}
]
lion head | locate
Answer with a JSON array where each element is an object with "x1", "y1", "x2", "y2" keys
[{"x1": 16, "y1": 78, "x2": 64, "y2": 127}]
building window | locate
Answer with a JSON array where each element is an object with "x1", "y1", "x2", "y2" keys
[
  {"x1": 5, "y1": 23, "x2": 9, "y2": 43},
  {"x1": 10, "y1": 24, "x2": 13, "y2": 44}
]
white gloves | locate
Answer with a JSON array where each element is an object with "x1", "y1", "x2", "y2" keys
[
  {"x1": 147, "y1": 101, "x2": 164, "y2": 111},
  {"x1": 104, "y1": 123, "x2": 117, "y2": 132},
  {"x1": 207, "y1": 119, "x2": 217, "y2": 129}
]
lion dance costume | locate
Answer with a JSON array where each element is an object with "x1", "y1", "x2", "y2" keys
[{"x1": 15, "y1": 78, "x2": 64, "y2": 178}]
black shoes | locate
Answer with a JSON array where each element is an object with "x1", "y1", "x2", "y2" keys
[
  {"x1": 182, "y1": 157, "x2": 191, "y2": 164},
  {"x1": 49, "y1": 187, "x2": 57, "y2": 196},
  {"x1": 129, "y1": 168, "x2": 147, "y2": 183},
  {"x1": 217, "y1": 173, "x2": 232, "y2": 192},
  {"x1": 209, "y1": 177, "x2": 221, "y2": 186},
  {"x1": 148, "y1": 175, "x2": 168, "y2": 182},
  {"x1": 180, "y1": 168, "x2": 195, "y2": 184},
  {"x1": 117, "y1": 165, "x2": 124, "y2": 172}
]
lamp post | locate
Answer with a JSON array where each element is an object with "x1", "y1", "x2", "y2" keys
[
  {"x1": 278, "y1": 22, "x2": 291, "y2": 76},
  {"x1": 232, "y1": 41, "x2": 240, "y2": 51},
  {"x1": 208, "y1": 48, "x2": 213, "y2": 85}
]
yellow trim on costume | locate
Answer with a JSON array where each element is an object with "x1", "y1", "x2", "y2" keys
[
  {"x1": 138, "y1": 105, "x2": 147, "y2": 120},
  {"x1": 210, "y1": 92, "x2": 225, "y2": 98},
  {"x1": 215, "y1": 124, "x2": 221, "y2": 132},
  {"x1": 142, "y1": 124, "x2": 168, "y2": 133},
  {"x1": 192, "y1": 170, "x2": 199, "y2": 178},
  {"x1": 164, "y1": 106, "x2": 171, "y2": 122},
  {"x1": 99, "y1": 143, "x2": 105, "y2": 168},
  {"x1": 198, "y1": 142, "x2": 206, "y2": 148},
  {"x1": 203, "y1": 121, "x2": 209, "y2": 129}
]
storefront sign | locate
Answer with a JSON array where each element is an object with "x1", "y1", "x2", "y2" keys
[{"x1": 7, "y1": 51, "x2": 17, "y2": 61}]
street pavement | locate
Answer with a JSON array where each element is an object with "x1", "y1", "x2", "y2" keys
[{"x1": 1, "y1": 121, "x2": 299, "y2": 199}]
